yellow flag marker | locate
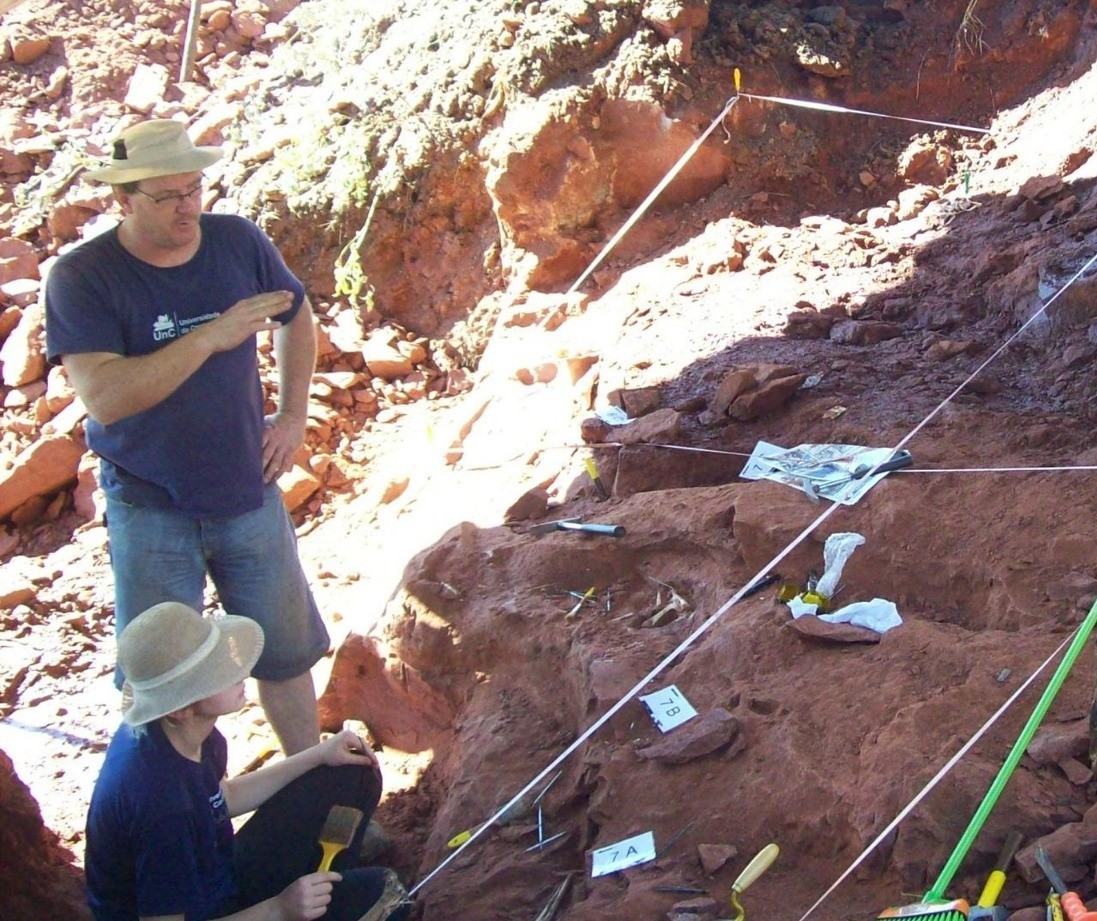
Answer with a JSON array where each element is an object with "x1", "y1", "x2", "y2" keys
[{"x1": 734, "y1": 67, "x2": 741, "y2": 94}]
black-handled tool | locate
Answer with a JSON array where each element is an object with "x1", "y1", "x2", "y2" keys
[
  {"x1": 849, "y1": 449, "x2": 913, "y2": 480},
  {"x1": 528, "y1": 517, "x2": 626, "y2": 537},
  {"x1": 800, "y1": 449, "x2": 914, "y2": 502}
]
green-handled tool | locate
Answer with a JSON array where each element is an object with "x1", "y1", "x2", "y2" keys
[
  {"x1": 877, "y1": 596, "x2": 1097, "y2": 921},
  {"x1": 876, "y1": 900, "x2": 968, "y2": 919}
]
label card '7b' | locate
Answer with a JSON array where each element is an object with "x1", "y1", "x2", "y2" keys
[{"x1": 639, "y1": 684, "x2": 698, "y2": 733}]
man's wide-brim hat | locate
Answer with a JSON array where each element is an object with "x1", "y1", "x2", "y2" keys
[
  {"x1": 85, "y1": 119, "x2": 223, "y2": 185},
  {"x1": 119, "y1": 601, "x2": 264, "y2": 726}
]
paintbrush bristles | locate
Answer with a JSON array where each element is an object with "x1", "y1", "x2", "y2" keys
[
  {"x1": 316, "y1": 805, "x2": 366, "y2": 873},
  {"x1": 876, "y1": 900, "x2": 969, "y2": 920},
  {"x1": 320, "y1": 804, "x2": 365, "y2": 847}
]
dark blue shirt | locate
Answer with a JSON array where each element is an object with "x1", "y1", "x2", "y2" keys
[
  {"x1": 44, "y1": 213, "x2": 304, "y2": 517},
  {"x1": 85, "y1": 722, "x2": 237, "y2": 921}
]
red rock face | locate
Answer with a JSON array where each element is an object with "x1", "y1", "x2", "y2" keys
[
  {"x1": 8, "y1": 1, "x2": 1097, "y2": 920},
  {"x1": 0, "y1": 749, "x2": 89, "y2": 920}
]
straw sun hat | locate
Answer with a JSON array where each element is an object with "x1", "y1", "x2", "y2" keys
[
  {"x1": 119, "y1": 602, "x2": 264, "y2": 726},
  {"x1": 85, "y1": 119, "x2": 223, "y2": 185}
]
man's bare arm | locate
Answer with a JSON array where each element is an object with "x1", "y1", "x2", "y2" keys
[
  {"x1": 262, "y1": 296, "x2": 316, "y2": 481},
  {"x1": 62, "y1": 291, "x2": 294, "y2": 426}
]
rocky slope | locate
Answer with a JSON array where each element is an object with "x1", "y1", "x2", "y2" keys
[{"x1": 4, "y1": 1, "x2": 1097, "y2": 920}]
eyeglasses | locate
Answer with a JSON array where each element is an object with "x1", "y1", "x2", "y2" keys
[{"x1": 133, "y1": 181, "x2": 203, "y2": 206}]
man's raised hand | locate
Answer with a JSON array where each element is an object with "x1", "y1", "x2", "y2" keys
[{"x1": 204, "y1": 291, "x2": 294, "y2": 353}]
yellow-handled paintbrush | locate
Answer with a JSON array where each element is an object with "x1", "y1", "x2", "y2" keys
[{"x1": 317, "y1": 805, "x2": 365, "y2": 871}]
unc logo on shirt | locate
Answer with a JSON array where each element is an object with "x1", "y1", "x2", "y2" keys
[
  {"x1": 208, "y1": 787, "x2": 228, "y2": 821},
  {"x1": 152, "y1": 314, "x2": 178, "y2": 341}
]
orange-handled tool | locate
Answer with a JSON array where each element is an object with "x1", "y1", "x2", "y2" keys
[{"x1": 1035, "y1": 847, "x2": 1097, "y2": 921}]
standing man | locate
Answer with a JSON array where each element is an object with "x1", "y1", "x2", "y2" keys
[{"x1": 45, "y1": 119, "x2": 329, "y2": 754}]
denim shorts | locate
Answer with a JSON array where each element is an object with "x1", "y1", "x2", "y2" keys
[{"x1": 105, "y1": 482, "x2": 330, "y2": 686}]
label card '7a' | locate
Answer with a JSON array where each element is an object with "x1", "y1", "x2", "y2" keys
[{"x1": 590, "y1": 831, "x2": 657, "y2": 877}]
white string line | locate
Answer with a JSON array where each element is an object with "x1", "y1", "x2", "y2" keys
[
  {"x1": 565, "y1": 96, "x2": 739, "y2": 295},
  {"x1": 415, "y1": 244, "x2": 1097, "y2": 900},
  {"x1": 739, "y1": 92, "x2": 991, "y2": 134},
  {"x1": 890, "y1": 248, "x2": 1097, "y2": 457},
  {"x1": 412, "y1": 84, "x2": 1087, "y2": 901},
  {"x1": 460, "y1": 439, "x2": 1097, "y2": 475},
  {"x1": 902, "y1": 465, "x2": 1097, "y2": 474},
  {"x1": 582, "y1": 442, "x2": 1097, "y2": 475},
  {"x1": 415, "y1": 82, "x2": 981, "y2": 890},
  {"x1": 408, "y1": 495, "x2": 847, "y2": 897},
  {"x1": 794, "y1": 631, "x2": 1072, "y2": 921},
  {"x1": 443, "y1": 442, "x2": 753, "y2": 462},
  {"x1": 420, "y1": 263, "x2": 1097, "y2": 901}
]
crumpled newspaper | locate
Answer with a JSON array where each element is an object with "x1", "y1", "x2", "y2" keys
[{"x1": 740, "y1": 440, "x2": 907, "y2": 505}]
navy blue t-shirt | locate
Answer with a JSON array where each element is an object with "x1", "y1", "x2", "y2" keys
[
  {"x1": 85, "y1": 722, "x2": 237, "y2": 921},
  {"x1": 44, "y1": 213, "x2": 305, "y2": 517}
]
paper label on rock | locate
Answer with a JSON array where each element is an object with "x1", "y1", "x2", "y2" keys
[
  {"x1": 591, "y1": 831, "x2": 657, "y2": 876},
  {"x1": 639, "y1": 685, "x2": 698, "y2": 732}
]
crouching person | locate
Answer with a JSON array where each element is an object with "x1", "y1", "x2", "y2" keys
[{"x1": 85, "y1": 601, "x2": 410, "y2": 921}]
